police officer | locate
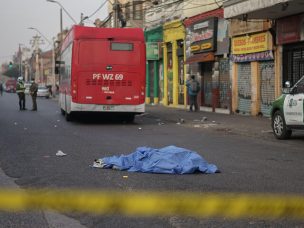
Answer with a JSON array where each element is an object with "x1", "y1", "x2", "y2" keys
[
  {"x1": 0, "y1": 82, "x2": 3, "y2": 96},
  {"x1": 16, "y1": 77, "x2": 26, "y2": 110},
  {"x1": 29, "y1": 80, "x2": 38, "y2": 111}
]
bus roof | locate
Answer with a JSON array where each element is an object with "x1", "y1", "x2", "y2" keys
[{"x1": 61, "y1": 25, "x2": 145, "y2": 51}]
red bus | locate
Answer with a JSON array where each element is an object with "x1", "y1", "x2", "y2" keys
[
  {"x1": 5, "y1": 79, "x2": 17, "y2": 93},
  {"x1": 57, "y1": 25, "x2": 146, "y2": 121}
]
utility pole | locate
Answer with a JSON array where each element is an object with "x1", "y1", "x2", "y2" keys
[
  {"x1": 80, "y1": 13, "x2": 84, "y2": 25},
  {"x1": 52, "y1": 37, "x2": 56, "y2": 96},
  {"x1": 114, "y1": 0, "x2": 118, "y2": 28},
  {"x1": 60, "y1": 8, "x2": 63, "y2": 41},
  {"x1": 18, "y1": 44, "x2": 23, "y2": 77},
  {"x1": 40, "y1": 57, "x2": 44, "y2": 84},
  {"x1": 30, "y1": 35, "x2": 43, "y2": 83}
]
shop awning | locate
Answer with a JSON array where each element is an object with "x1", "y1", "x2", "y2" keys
[{"x1": 185, "y1": 52, "x2": 215, "y2": 64}]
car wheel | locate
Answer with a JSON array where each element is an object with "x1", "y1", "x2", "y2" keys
[{"x1": 272, "y1": 110, "x2": 292, "y2": 139}]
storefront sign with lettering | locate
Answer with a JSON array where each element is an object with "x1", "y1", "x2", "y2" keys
[
  {"x1": 232, "y1": 32, "x2": 272, "y2": 55},
  {"x1": 186, "y1": 17, "x2": 217, "y2": 54},
  {"x1": 231, "y1": 50, "x2": 274, "y2": 63}
]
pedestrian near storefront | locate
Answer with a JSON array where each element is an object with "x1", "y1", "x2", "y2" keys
[
  {"x1": 186, "y1": 75, "x2": 200, "y2": 112},
  {"x1": 16, "y1": 77, "x2": 26, "y2": 110},
  {"x1": 0, "y1": 82, "x2": 3, "y2": 96},
  {"x1": 29, "y1": 80, "x2": 38, "y2": 111}
]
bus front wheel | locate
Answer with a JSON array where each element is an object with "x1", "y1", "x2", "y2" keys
[
  {"x1": 125, "y1": 114, "x2": 135, "y2": 123},
  {"x1": 60, "y1": 109, "x2": 65, "y2": 115},
  {"x1": 65, "y1": 112, "x2": 72, "y2": 121}
]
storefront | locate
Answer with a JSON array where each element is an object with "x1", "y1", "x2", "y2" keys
[
  {"x1": 163, "y1": 20, "x2": 185, "y2": 106},
  {"x1": 230, "y1": 20, "x2": 276, "y2": 116},
  {"x1": 145, "y1": 26, "x2": 163, "y2": 104},
  {"x1": 277, "y1": 13, "x2": 304, "y2": 86},
  {"x1": 184, "y1": 8, "x2": 230, "y2": 112}
]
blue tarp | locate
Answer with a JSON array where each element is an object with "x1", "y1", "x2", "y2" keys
[{"x1": 93, "y1": 146, "x2": 219, "y2": 174}]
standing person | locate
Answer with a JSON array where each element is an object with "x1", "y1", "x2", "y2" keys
[
  {"x1": 16, "y1": 77, "x2": 26, "y2": 110},
  {"x1": 29, "y1": 80, "x2": 38, "y2": 111},
  {"x1": 186, "y1": 75, "x2": 200, "y2": 112},
  {"x1": 47, "y1": 85, "x2": 53, "y2": 97},
  {"x1": 0, "y1": 82, "x2": 3, "y2": 96}
]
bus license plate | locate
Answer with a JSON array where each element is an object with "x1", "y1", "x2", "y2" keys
[{"x1": 102, "y1": 105, "x2": 114, "y2": 111}]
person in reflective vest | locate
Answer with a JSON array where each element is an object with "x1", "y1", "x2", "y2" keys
[{"x1": 16, "y1": 77, "x2": 26, "y2": 110}]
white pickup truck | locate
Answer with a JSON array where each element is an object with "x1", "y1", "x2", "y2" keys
[{"x1": 271, "y1": 76, "x2": 304, "y2": 139}]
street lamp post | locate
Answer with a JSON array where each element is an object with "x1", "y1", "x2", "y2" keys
[
  {"x1": 46, "y1": 0, "x2": 77, "y2": 24},
  {"x1": 18, "y1": 43, "x2": 23, "y2": 78},
  {"x1": 28, "y1": 27, "x2": 51, "y2": 45},
  {"x1": 45, "y1": 0, "x2": 78, "y2": 95},
  {"x1": 28, "y1": 27, "x2": 55, "y2": 92}
]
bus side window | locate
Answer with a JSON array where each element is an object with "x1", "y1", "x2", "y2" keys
[
  {"x1": 55, "y1": 61, "x2": 64, "y2": 75},
  {"x1": 55, "y1": 65, "x2": 60, "y2": 75}
]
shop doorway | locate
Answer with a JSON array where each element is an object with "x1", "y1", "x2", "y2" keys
[
  {"x1": 148, "y1": 61, "x2": 154, "y2": 103},
  {"x1": 283, "y1": 42, "x2": 304, "y2": 86},
  {"x1": 167, "y1": 43, "x2": 173, "y2": 104},
  {"x1": 200, "y1": 62, "x2": 213, "y2": 107}
]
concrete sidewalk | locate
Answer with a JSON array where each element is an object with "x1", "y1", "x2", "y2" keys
[
  {"x1": 50, "y1": 96, "x2": 273, "y2": 138},
  {"x1": 144, "y1": 104, "x2": 273, "y2": 138}
]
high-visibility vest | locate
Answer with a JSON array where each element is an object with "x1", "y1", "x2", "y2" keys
[{"x1": 16, "y1": 82, "x2": 25, "y2": 93}]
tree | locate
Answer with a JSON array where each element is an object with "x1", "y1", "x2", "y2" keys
[{"x1": 3, "y1": 63, "x2": 19, "y2": 79}]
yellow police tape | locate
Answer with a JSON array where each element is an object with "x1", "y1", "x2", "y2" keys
[{"x1": 0, "y1": 189, "x2": 304, "y2": 219}]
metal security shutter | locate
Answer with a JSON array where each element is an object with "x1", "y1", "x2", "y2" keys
[
  {"x1": 283, "y1": 42, "x2": 304, "y2": 86},
  {"x1": 148, "y1": 61, "x2": 154, "y2": 102},
  {"x1": 202, "y1": 62, "x2": 213, "y2": 106},
  {"x1": 259, "y1": 61, "x2": 275, "y2": 117},
  {"x1": 219, "y1": 59, "x2": 230, "y2": 109},
  {"x1": 238, "y1": 63, "x2": 251, "y2": 115},
  {"x1": 203, "y1": 75, "x2": 212, "y2": 106}
]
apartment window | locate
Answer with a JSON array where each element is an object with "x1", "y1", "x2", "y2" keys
[
  {"x1": 133, "y1": 1, "x2": 143, "y2": 20},
  {"x1": 125, "y1": 2, "x2": 131, "y2": 20}
]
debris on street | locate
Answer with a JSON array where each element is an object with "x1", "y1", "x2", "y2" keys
[
  {"x1": 56, "y1": 150, "x2": 67, "y2": 157},
  {"x1": 201, "y1": 117, "x2": 208, "y2": 122},
  {"x1": 176, "y1": 118, "x2": 185, "y2": 125}
]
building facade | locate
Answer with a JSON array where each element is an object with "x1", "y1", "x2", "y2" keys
[
  {"x1": 145, "y1": 26, "x2": 163, "y2": 104},
  {"x1": 229, "y1": 20, "x2": 275, "y2": 116},
  {"x1": 184, "y1": 8, "x2": 230, "y2": 113},
  {"x1": 107, "y1": 0, "x2": 145, "y2": 28},
  {"x1": 224, "y1": 0, "x2": 304, "y2": 116},
  {"x1": 145, "y1": 0, "x2": 224, "y2": 107}
]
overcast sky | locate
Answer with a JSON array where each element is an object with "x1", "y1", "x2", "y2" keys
[{"x1": 0, "y1": 0, "x2": 108, "y2": 64}]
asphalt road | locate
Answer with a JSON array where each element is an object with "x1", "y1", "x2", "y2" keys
[{"x1": 0, "y1": 93, "x2": 303, "y2": 227}]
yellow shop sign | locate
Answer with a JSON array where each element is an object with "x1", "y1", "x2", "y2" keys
[
  {"x1": 190, "y1": 45, "x2": 200, "y2": 52},
  {"x1": 232, "y1": 32, "x2": 272, "y2": 55},
  {"x1": 201, "y1": 43, "x2": 212, "y2": 50}
]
